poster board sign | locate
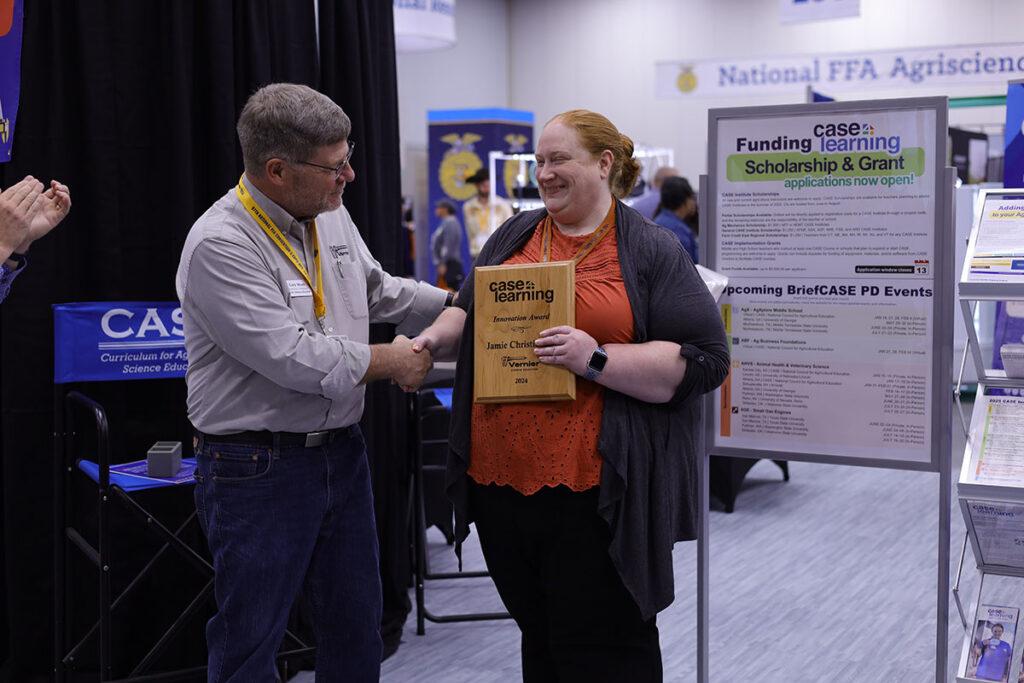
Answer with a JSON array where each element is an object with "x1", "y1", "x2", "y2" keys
[{"x1": 704, "y1": 97, "x2": 950, "y2": 470}]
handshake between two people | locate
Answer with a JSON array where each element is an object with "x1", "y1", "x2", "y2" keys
[
  {"x1": 384, "y1": 306, "x2": 468, "y2": 393},
  {"x1": 386, "y1": 334, "x2": 434, "y2": 393}
]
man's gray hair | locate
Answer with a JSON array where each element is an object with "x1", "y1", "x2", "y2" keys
[{"x1": 237, "y1": 83, "x2": 351, "y2": 177}]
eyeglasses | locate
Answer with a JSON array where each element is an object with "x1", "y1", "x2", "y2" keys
[{"x1": 295, "y1": 141, "x2": 355, "y2": 179}]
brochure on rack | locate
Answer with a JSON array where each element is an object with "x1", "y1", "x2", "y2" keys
[
  {"x1": 967, "y1": 500, "x2": 1024, "y2": 569},
  {"x1": 969, "y1": 193, "x2": 1024, "y2": 282},
  {"x1": 970, "y1": 395, "x2": 1024, "y2": 486},
  {"x1": 965, "y1": 605, "x2": 1018, "y2": 683}
]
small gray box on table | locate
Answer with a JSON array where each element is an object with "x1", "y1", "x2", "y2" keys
[{"x1": 147, "y1": 441, "x2": 182, "y2": 478}]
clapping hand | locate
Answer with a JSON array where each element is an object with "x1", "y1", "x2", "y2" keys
[
  {"x1": 0, "y1": 177, "x2": 43, "y2": 259},
  {"x1": 0, "y1": 177, "x2": 71, "y2": 261},
  {"x1": 26, "y1": 180, "x2": 72, "y2": 248}
]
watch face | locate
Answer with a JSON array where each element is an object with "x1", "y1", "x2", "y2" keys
[{"x1": 589, "y1": 348, "x2": 608, "y2": 372}]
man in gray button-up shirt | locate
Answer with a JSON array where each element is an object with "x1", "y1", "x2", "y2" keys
[{"x1": 176, "y1": 83, "x2": 447, "y2": 681}]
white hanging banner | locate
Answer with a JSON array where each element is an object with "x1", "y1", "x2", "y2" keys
[
  {"x1": 779, "y1": 0, "x2": 859, "y2": 24},
  {"x1": 657, "y1": 43, "x2": 1024, "y2": 98},
  {"x1": 394, "y1": 0, "x2": 456, "y2": 52}
]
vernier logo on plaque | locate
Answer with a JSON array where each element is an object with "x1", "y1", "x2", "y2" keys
[{"x1": 473, "y1": 262, "x2": 575, "y2": 403}]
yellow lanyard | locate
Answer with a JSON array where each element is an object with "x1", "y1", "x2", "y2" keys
[
  {"x1": 236, "y1": 177, "x2": 326, "y2": 325},
  {"x1": 540, "y1": 211, "x2": 614, "y2": 265}
]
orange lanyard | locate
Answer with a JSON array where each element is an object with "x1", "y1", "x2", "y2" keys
[{"x1": 540, "y1": 208, "x2": 614, "y2": 265}]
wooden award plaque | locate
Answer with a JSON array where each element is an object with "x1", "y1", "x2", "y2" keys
[{"x1": 474, "y1": 261, "x2": 576, "y2": 403}]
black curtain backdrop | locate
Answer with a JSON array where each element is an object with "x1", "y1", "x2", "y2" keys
[
  {"x1": 317, "y1": 0, "x2": 413, "y2": 656},
  {"x1": 0, "y1": 1, "x2": 411, "y2": 679}
]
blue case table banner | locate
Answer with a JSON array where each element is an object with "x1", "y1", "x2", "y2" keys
[
  {"x1": 426, "y1": 108, "x2": 533, "y2": 283},
  {"x1": 53, "y1": 302, "x2": 187, "y2": 383},
  {"x1": 0, "y1": 0, "x2": 23, "y2": 162}
]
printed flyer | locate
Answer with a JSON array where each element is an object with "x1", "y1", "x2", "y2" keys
[
  {"x1": 965, "y1": 605, "x2": 1018, "y2": 683},
  {"x1": 968, "y1": 193, "x2": 1024, "y2": 282},
  {"x1": 967, "y1": 500, "x2": 1024, "y2": 569},
  {"x1": 713, "y1": 107, "x2": 937, "y2": 463},
  {"x1": 969, "y1": 395, "x2": 1024, "y2": 486}
]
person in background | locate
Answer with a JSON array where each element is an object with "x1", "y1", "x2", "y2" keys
[
  {"x1": 176, "y1": 83, "x2": 450, "y2": 682},
  {"x1": 462, "y1": 168, "x2": 513, "y2": 261},
  {"x1": 411, "y1": 109, "x2": 729, "y2": 682},
  {"x1": 431, "y1": 199, "x2": 464, "y2": 291},
  {"x1": 401, "y1": 194, "x2": 416, "y2": 275},
  {"x1": 653, "y1": 176, "x2": 698, "y2": 264},
  {"x1": 0, "y1": 176, "x2": 72, "y2": 303},
  {"x1": 629, "y1": 165, "x2": 678, "y2": 219}
]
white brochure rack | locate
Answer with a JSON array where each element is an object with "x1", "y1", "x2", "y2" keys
[{"x1": 955, "y1": 188, "x2": 1024, "y2": 683}]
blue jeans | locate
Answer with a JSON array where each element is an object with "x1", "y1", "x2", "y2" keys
[{"x1": 194, "y1": 427, "x2": 383, "y2": 682}]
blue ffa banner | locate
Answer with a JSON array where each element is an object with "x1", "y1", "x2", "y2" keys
[
  {"x1": 991, "y1": 302, "x2": 1024, "y2": 394},
  {"x1": 1005, "y1": 80, "x2": 1024, "y2": 188},
  {"x1": 992, "y1": 82, "x2": 1024, "y2": 389},
  {"x1": 0, "y1": 0, "x2": 23, "y2": 162},
  {"x1": 426, "y1": 108, "x2": 533, "y2": 284},
  {"x1": 53, "y1": 302, "x2": 188, "y2": 383}
]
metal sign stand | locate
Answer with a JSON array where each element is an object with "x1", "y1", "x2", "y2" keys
[{"x1": 698, "y1": 97, "x2": 953, "y2": 682}]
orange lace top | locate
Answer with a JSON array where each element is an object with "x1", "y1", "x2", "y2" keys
[{"x1": 468, "y1": 204, "x2": 635, "y2": 494}]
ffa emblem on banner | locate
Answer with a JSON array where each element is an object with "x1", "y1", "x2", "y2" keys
[
  {"x1": 676, "y1": 65, "x2": 698, "y2": 94},
  {"x1": 439, "y1": 133, "x2": 483, "y2": 201},
  {"x1": 0, "y1": 0, "x2": 22, "y2": 161},
  {"x1": 503, "y1": 133, "x2": 530, "y2": 197},
  {"x1": 0, "y1": 0, "x2": 12, "y2": 35}
]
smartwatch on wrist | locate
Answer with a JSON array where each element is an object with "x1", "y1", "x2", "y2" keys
[{"x1": 584, "y1": 346, "x2": 608, "y2": 381}]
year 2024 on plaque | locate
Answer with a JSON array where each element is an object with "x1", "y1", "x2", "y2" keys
[{"x1": 473, "y1": 261, "x2": 576, "y2": 403}]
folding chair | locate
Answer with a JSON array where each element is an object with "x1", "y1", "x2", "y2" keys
[
  {"x1": 52, "y1": 302, "x2": 314, "y2": 681},
  {"x1": 408, "y1": 382, "x2": 511, "y2": 635}
]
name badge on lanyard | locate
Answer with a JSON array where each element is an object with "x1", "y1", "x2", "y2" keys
[{"x1": 287, "y1": 279, "x2": 313, "y2": 298}]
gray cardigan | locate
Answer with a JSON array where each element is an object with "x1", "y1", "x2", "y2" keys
[{"x1": 447, "y1": 200, "x2": 730, "y2": 619}]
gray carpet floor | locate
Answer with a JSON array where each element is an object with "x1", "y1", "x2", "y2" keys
[
  {"x1": 373, "y1": 398, "x2": 1003, "y2": 682},
  {"x1": 289, "y1": 398, "x2": 1003, "y2": 681}
]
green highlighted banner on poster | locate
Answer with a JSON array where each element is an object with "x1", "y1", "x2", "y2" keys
[{"x1": 725, "y1": 148, "x2": 926, "y2": 181}]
